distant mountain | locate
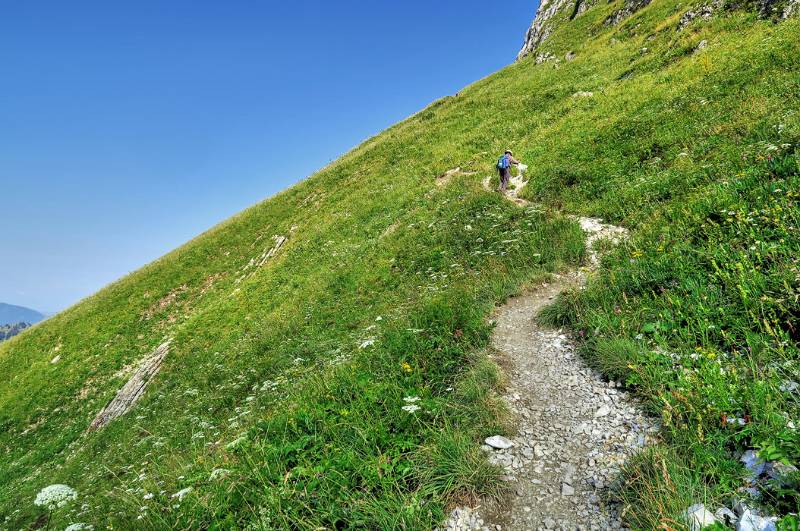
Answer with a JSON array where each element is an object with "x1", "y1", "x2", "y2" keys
[
  {"x1": 0, "y1": 303, "x2": 44, "y2": 326},
  {"x1": 0, "y1": 322, "x2": 30, "y2": 341}
]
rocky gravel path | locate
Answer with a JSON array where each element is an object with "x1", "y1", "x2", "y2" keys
[
  {"x1": 442, "y1": 179, "x2": 658, "y2": 530},
  {"x1": 478, "y1": 271, "x2": 659, "y2": 530}
]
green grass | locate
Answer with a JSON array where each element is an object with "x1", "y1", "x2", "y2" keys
[{"x1": 2, "y1": 0, "x2": 799, "y2": 528}]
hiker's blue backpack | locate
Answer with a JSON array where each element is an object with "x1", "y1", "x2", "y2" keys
[{"x1": 497, "y1": 154, "x2": 510, "y2": 170}]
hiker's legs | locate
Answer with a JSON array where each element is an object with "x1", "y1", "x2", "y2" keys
[{"x1": 499, "y1": 170, "x2": 509, "y2": 192}]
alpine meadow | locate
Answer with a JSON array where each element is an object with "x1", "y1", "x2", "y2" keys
[{"x1": 1, "y1": 0, "x2": 799, "y2": 529}]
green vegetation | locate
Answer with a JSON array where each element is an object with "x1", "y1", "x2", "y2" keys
[{"x1": 1, "y1": 0, "x2": 798, "y2": 528}]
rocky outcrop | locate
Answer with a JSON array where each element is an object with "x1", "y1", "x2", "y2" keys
[
  {"x1": 0, "y1": 322, "x2": 30, "y2": 341},
  {"x1": 604, "y1": 0, "x2": 654, "y2": 25},
  {"x1": 88, "y1": 340, "x2": 172, "y2": 431},
  {"x1": 517, "y1": 0, "x2": 653, "y2": 60},
  {"x1": 677, "y1": 0, "x2": 796, "y2": 29},
  {"x1": 518, "y1": 0, "x2": 579, "y2": 60},
  {"x1": 677, "y1": 0, "x2": 724, "y2": 30}
]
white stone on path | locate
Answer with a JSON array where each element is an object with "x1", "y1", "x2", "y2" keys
[{"x1": 485, "y1": 435, "x2": 514, "y2": 450}]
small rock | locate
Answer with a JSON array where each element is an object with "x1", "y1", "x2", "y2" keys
[
  {"x1": 562, "y1": 483, "x2": 575, "y2": 496},
  {"x1": 780, "y1": 380, "x2": 799, "y2": 393},
  {"x1": 741, "y1": 450, "x2": 766, "y2": 479},
  {"x1": 697, "y1": 39, "x2": 708, "y2": 51},
  {"x1": 573, "y1": 91, "x2": 594, "y2": 98},
  {"x1": 715, "y1": 507, "x2": 737, "y2": 525},
  {"x1": 683, "y1": 503, "x2": 717, "y2": 530},
  {"x1": 485, "y1": 435, "x2": 514, "y2": 450},
  {"x1": 737, "y1": 508, "x2": 778, "y2": 531},
  {"x1": 734, "y1": 500, "x2": 750, "y2": 517},
  {"x1": 595, "y1": 405, "x2": 611, "y2": 417},
  {"x1": 543, "y1": 517, "x2": 556, "y2": 529},
  {"x1": 565, "y1": 51, "x2": 576, "y2": 61},
  {"x1": 50, "y1": 355, "x2": 61, "y2": 364},
  {"x1": 522, "y1": 447, "x2": 534, "y2": 459}
]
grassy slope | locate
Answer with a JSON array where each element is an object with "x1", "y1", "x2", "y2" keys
[{"x1": 1, "y1": 0, "x2": 799, "y2": 528}]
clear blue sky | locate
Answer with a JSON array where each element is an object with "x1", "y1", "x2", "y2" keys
[{"x1": 1, "y1": 1, "x2": 537, "y2": 314}]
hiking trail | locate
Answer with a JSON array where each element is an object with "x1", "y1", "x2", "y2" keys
[{"x1": 440, "y1": 176, "x2": 659, "y2": 530}]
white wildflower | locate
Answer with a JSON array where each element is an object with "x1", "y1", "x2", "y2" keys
[
  {"x1": 34, "y1": 484, "x2": 77, "y2": 510},
  {"x1": 260, "y1": 380, "x2": 278, "y2": 392},
  {"x1": 170, "y1": 487, "x2": 193, "y2": 500},
  {"x1": 226, "y1": 436, "x2": 248, "y2": 450},
  {"x1": 143, "y1": 493, "x2": 154, "y2": 500},
  {"x1": 403, "y1": 396, "x2": 421, "y2": 403},
  {"x1": 359, "y1": 338, "x2": 376, "y2": 349},
  {"x1": 208, "y1": 468, "x2": 231, "y2": 481},
  {"x1": 402, "y1": 404, "x2": 421, "y2": 413}
]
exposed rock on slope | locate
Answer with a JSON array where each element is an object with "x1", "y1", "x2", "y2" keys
[
  {"x1": 518, "y1": 0, "x2": 578, "y2": 61},
  {"x1": 604, "y1": 0, "x2": 653, "y2": 25},
  {"x1": 88, "y1": 340, "x2": 172, "y2": 431},
  {"x1": 517, "y1": 0, "x2": 655, "y2": 59},
  {"x1": 0, "y1": 322, "x2": 30, "y2": 341}
]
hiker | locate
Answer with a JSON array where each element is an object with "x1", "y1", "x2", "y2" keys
[{"x1": 496, "y1": 150, "x2": 521, "y2": 193}]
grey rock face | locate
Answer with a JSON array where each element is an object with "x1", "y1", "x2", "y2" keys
[
  {"x1": 518, "y1": 0, "x2": 565, "y2": 60},
  {"x1": 518, "y1": 0, "x2": 600, "y2": 60}
]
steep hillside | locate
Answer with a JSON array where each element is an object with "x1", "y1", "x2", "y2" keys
[{"x1": 1, "y1": 1, "x2": 798, "y2": 529}]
